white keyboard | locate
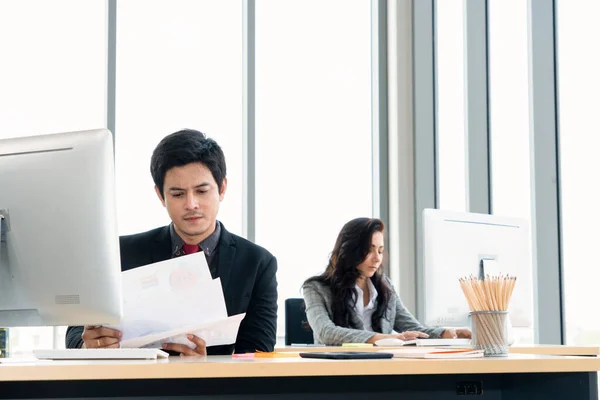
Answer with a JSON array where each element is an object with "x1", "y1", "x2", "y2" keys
[
  {"x1": 33, "y1": 348, "x2": 169, "y2": 360},
  {"x1": 374, "y1": 338, "x2": 472, "y2": 347},
  {"x1": 415, "y1": 338, "x2": 471, "y2": 347}
]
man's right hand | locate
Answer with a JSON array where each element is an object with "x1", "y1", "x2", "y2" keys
[{"x1": 81, "y1": 326, "x2": 122, "y2": 348}]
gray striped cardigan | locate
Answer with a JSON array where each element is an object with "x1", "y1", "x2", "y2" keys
[{"x1": 302, "y1": 277, "x2": 445, "y2": 345}]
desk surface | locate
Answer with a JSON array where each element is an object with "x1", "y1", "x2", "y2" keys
[
  {"x1": 509, "y1": 344, "x2": 600, "y2": 356},
  {"x1": 277, "y1": 344, "x2": 600, "y2": 357},
  {"x1": 1, "y1": 354, "x2": 600, "y2": 382}
]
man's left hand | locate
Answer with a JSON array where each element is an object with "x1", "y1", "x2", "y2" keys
[{"x1": 162, "y1": 334, "x2": 207, "y2": 356}]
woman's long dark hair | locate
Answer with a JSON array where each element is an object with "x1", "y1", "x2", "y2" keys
[{"x1": 304, "y1": 217, "x2": 392, "y2": 333}]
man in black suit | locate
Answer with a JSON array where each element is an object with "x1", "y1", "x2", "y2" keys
[{"x1": 65, "y1": 129, "x2": 278, "y2": 355}]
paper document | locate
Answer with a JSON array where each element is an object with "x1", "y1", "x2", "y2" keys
[
  {"x1": 108, "y1": 252, "x2": 243, "y2": 348},
  {"x1": 122, "y1": 313, "x2": 246, "y2": 349}
]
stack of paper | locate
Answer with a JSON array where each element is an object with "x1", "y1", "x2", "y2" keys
[{"x1": 107, "y1": 252, "x2": 244, "y2": 349}]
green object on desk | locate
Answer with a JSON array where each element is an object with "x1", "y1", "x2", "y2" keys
[{"x1": 0, "y1": 328, "x2": 7, "y2": 358}]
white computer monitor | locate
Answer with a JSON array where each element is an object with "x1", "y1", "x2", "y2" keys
[
  {"x1": 0, "y1": 129, "x2": 122, "y2": 327},
  {"x1": 422, "y1": 208, "x2": 534, "y2": 328}
]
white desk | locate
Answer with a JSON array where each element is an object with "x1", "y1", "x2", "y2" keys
[
  {"x1": 276, "y1": 344, "x2": 600, "y2": 356},
  {"x1": 0, "y1": 354, "x2": 599, "y2": 399},
  {"x1": 509, "y1": 344, "x2": 600, "y2": 356}
]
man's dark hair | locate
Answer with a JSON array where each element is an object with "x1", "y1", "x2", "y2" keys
[{"x1": 150, "y1": 129, "x2": 226, "y2": 198}]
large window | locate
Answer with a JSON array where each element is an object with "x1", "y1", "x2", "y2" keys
[
  {"x1": 1, "y1": 0, "x2": 379, "y2": 352},
  {"x1": 489, "y1": 0, "x2": 531, "y2": 221},
  {"x1": 557, "y1": 0, "x2": 600, "y2": 346},
  {"x1": 0, "y1": 0, "x2": 106, "y2": 139},
  {"x1": 0, "y1": 0, "x2": 107, "y2": 355},
  {"x1": 488, "y1": 0, "x2": 533, "y2": 344},
  {"x1": 254, "y1": 0, "x2": 373, "y2": 336},
  {"x1": 435, "y1": 0, "x2": 467, "y2": 212},
  {"x1": 115, "y1": 0, "x2": 243, "y2": 237}
]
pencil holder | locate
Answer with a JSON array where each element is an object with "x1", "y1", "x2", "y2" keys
[{"x1": 469, "y1": 311, "x2": 508, "y2": 357}]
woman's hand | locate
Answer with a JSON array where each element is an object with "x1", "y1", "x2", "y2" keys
[
  {"x1": 441, "y1": 328, "x2": 472, "y2": 339},
  {"x1": 396, "y1": 331, "x2": 429, "y2": 341},
  {"x1": 367, "y1": 331, "x2": 430, "y2": 344}
]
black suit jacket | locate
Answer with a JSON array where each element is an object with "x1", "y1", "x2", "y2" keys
[{"x1": 65, "y1": 224, "x2": 278, "y2": 354}]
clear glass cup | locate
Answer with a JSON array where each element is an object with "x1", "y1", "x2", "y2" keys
[{"x1": 469, "y1": 311, "x2": 509, "y2": 356}]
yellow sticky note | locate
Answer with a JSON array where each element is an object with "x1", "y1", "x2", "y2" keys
[{"x1": 341, "y1": 343, "x2": 373, "y2": 348}]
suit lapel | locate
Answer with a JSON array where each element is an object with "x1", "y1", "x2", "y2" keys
[
  {"x1": 152, "y1": 226, "x2": 172, "y2": 263},
  {"x1": 217, "y1": 224, "x2": 237, "y2": 295}
]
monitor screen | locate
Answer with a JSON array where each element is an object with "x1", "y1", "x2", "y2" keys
[
  {"x1": 422, "y1": 208, "x2": 534, "y2": 329},
  {"x1": 0, "y1": 129, "x2": 122, "y2": 327}
]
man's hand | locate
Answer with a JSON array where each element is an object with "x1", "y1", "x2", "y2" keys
[
  {"x1": 441, "y1": 328, "x2": 472, "y2": 339},
  {"x1": 81, "y1": 326, "x2": 122, "y2": 348},
  {"x1": 162, "y1": 334, "x2": 207, "y2": 356},
  {"x1": 397, "y1": 331, "x2": 429, "y2": 340}
]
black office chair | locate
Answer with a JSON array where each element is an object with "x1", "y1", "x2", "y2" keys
[{"x1": 284, "y1": 298, "x2": 314, "y2": 345}]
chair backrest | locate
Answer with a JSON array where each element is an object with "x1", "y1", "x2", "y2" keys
[{"x1": 284, "y1": 298, "x2": 314, "y2": 345}]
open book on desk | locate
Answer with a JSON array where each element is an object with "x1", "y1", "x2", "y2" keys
[{"x1": 379, "y1": 348, "x2": 484, "y2": 359}]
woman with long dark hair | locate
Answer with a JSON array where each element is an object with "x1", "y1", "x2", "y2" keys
[{"x1": 302, "y1": 217, "x2": 471, "y2": 345}]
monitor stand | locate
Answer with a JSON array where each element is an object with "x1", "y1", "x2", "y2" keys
[
  {"x1": 478, "y1": 257, "x2": 498, "y2": 278},
  {"x1": 0, "y1": 209, "x2": 8, "y2": 264},
  {"x1": 0, "y1": 209, "x2": 9, "y2": 242},
  {"x1": 0, "y1": 210, "x2": 43, "y2": 327}
]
